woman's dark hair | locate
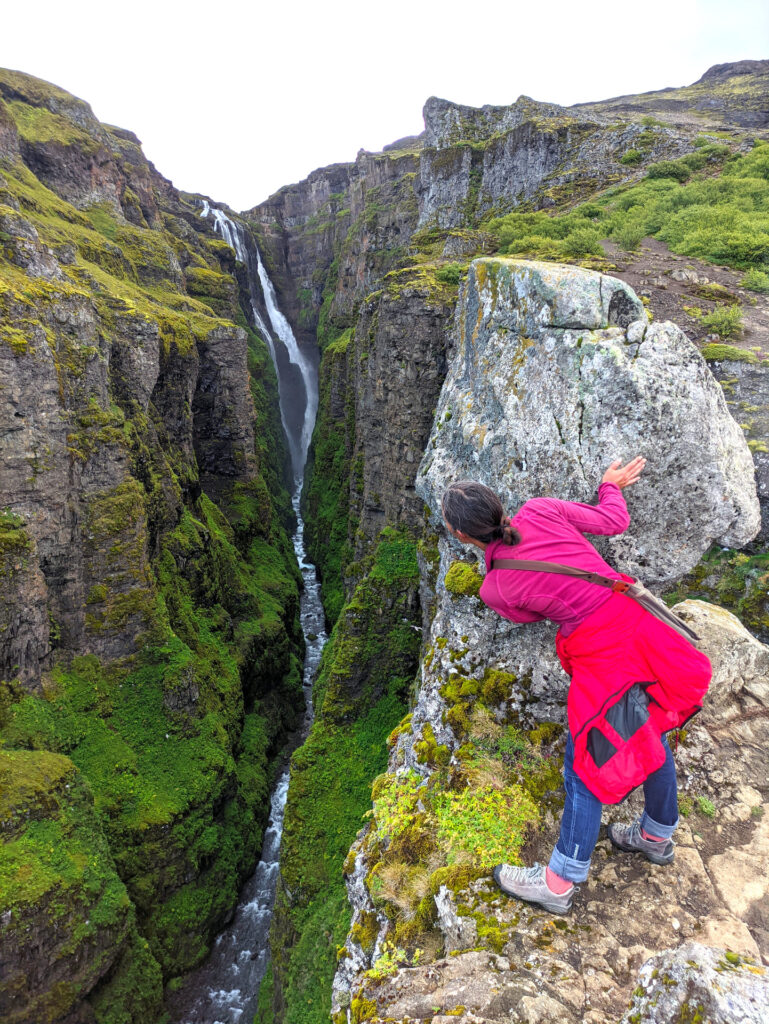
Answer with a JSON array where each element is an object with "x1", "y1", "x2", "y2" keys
[{"x1": 441, "y1": 480, "x2": 521, "y2": 546}]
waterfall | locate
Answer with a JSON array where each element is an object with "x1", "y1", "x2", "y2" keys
[
  {"x1": 254, "y1": 250, "x2": 318, "y2": 478},
  {"x1": 198, "y1": 202, "x2": 317, "y2": 486},
  {"x1": 167, "y1": 202, "x2": 327, "y2": 1023}
]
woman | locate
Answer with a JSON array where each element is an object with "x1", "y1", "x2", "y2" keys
[{"x1": 441, "y1": 458, "x2": 712, "y2": 915}]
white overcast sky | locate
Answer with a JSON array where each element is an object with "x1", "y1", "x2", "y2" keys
[{"x1": 1, "y1": 1, "x2": 767, "y2": 211}]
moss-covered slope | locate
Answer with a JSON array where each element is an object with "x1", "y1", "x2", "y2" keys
[{"x1": 0, "y1": 70, "x2": 301, "y2": 1022}]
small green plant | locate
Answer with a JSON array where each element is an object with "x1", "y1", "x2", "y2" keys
[
  {"x1": 750, "y1": 805, "x2": 764, "y2": 818},
  {"x1": 699, "y1": 304, "x2": 743, "y2": 339},
  {"x1": 696, "y1": 795, "x2": 716, "y2": 818},
  {"x1": 433, "y1": 784, "x2": 538, "y2": 867},
  {"x1": 365, "y1": 943, "x2": 411, "y2": 980},
  {"x1": 436, "y1": 262, "x2": 463, "y2": 286},
  {"x1": 741, "y1": 267, "x2": 769, "y2": 293},
  {"x1": 620, "y1": 149, "x2": 642, "y2": 166},
  {"x1": 678, "y1": 796, "x2": 693, "y2": 818}
]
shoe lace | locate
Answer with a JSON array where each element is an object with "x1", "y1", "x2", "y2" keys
[{"x1": 518, "y1": 862, "x2": 544, "y2": 882}]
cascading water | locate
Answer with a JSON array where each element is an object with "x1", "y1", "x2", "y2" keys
[
  {"x1": 197, "y1": 201, "x2": 317, "y2": 486},
  {"x1": 168, "y1": 205, "x2": 328, "y2": 1024}
]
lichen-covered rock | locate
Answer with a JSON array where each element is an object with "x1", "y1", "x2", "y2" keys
[
  {"x1": 620, "y1": 943, "x2": 769, "y2": 1024},
  {"x1": 332, "y1": 260, "x2": 767, "y2": 1021},
  {"x1": 419, "y1": 258, "x2": 759, "y2": 582},
  {"x1": 708, "y1": 357, "x2": 769, "y2": 539}
]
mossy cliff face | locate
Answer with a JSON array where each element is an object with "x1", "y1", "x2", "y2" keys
[
  {"x1": 303, "y1": 276, "x2": 454, "y2": 621},
  {"x1": 0, "y1": 749, "x2": 162, "y2": 1024},
  {"x1": 0, "y1": 70, "x2": 301, "y2": 1022},
  {"x1": 259, "y1": 526, "x2": 421, "y2": 1024}
]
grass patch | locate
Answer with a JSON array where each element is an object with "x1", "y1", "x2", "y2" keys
[{"x1": 486, "y1": 141, "x2": 769, "y2": 272}]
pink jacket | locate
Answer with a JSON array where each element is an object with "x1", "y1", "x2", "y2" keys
[{"x1": 480, "y1": 482, "x2": 630, "y2": 636}]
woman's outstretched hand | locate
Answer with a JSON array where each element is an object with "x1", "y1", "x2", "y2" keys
[{"x1": 602, "y1": 456, "x2": 646, "y2": 489}]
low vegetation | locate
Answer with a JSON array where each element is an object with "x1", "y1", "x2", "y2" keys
[{"x1": 486, "y1": 141, "x2": 769, "y2": 272}]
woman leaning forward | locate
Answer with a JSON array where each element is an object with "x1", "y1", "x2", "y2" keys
[{"x1": 441, "y1": 458, "x2": 712, "y2": 914}]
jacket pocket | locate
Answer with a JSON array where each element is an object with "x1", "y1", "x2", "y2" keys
[
  {"x1": 586, "y1": 726, "x2": 618, "y2": 768},
  {"x1": 604, "y1": 682, "x2": 651, "y2": 741}
]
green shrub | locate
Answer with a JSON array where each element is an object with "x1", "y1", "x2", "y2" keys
[
  {"x1": 435, "y1": 262, "x2": 462, "y2": 285},
  {"x1": 613, "y1": 221, "x2": 646, "y2": 251},
  {"x1": 491, "y1": 142, "x2": 769, "y2": 273},
  {"x1": 647, "y1": 160, "x2": 692, "y2": 183},
  {"x1": 561, "y1": 226, "x2": 603, "y2": 257},
  {"x1": 620, "y1": 149, "x2": 642, "y2": 166},
  {"x1": 741, "y1": 267, "x2": 769, "y2": 293},
  {"x1": 699, "y1": 304, "x2": 743, "y2": 339}
]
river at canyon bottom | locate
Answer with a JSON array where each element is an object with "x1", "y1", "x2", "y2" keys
[{"x1": 168, "y1": 491, "x2": 327, "y2": 1024}]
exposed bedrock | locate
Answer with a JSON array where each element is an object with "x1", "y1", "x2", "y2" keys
[
  {"x1": 419, "y1": 257, "x2": 760, "y2": 585},
  {"x1": 404, "y1": 256, "x2": 761, "y2": 744},
  {"x1": 337, "y1": 591, "x2": 769, "y2": 1020},
  {"x1": 331, "y1": 261, "x2": 767, "y2": 1019}
]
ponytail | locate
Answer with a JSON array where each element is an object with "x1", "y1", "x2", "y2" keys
[{"x1": 441, "y1": 481, "x2": 521, "y2": 546}]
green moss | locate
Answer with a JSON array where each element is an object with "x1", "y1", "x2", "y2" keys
[
  {"x1": 444, "y1": 560, "x2": 484, "y2": 598},
  {"x1": 351, "y1": 995, "x2": 377, "y2": 1022},
  {"x1": 701, "y1": 342, "x2": 755, "y2": 362},
  {"x1": 351, "y1": 910, "x2": 380, "y2": 955},
  {"x1": 302, "y1": 318, "x2": 356, "y2": 624},
  {"x1": 0, "y1": 750, "x2": 162, "y2": 1021},
  {"x1": 0, "y1": 508, "x2": 32, "y2": 560},
  {"x1": 662, "y1": 545, "x2": 769, "y2": 641},
  {"x1": 7, "y1": 99, "x2": 100, "y2": 153},
  {"x1": 414, "y1": 722, "x2": 452, "y2": 767},
  {"x1": 433, "y1": 785, "x2": 538, "y2": 867}
]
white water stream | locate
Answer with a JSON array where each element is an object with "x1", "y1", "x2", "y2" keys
[
  {"x1": 198, "y1": 201, "x2": 317, "y2": 485},
  {"x1": 168, "y1": 206, "x2": 327, "y2": 1023}
]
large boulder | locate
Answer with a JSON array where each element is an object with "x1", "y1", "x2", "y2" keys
[{"x1": 418, "y1": 258, "x2": 760, "y2": 585}]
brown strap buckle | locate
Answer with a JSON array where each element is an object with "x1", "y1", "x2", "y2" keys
[{"x1": 612, "y1": 580, "x2": 631, "y2": 594}]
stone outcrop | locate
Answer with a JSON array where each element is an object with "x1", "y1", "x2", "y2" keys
[
  {"x1": 0, "y1": 749, "x2": 162, "y2": 1024},
  {"x1": 334, "y1": 601, "x2": 769, "y2": 1023},
  {"x1": 420, "y1": 258, "x2": 760, "y2": 586},
  {"x1": 576, "y1": 59, "x2": 769, "y2": 129},
  {"x1": 620, "y1": 943, "x2": 769, "y2": 1024},
  {"x1": 331, "y1": 262, "x2": 767, "y2": 1022}
]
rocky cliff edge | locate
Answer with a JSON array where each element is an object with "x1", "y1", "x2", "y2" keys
[{"x1": 330, "y1": 260, "x2": 768, "y2": 1024}]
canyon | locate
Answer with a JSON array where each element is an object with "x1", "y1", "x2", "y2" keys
[{"x1": 0, "y1": 59, "x2": 768, "y2": 1024}]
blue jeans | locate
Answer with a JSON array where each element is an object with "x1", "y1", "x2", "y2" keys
[{"x1": 548, "y1": 734, "x2": 679, "y2": 883}]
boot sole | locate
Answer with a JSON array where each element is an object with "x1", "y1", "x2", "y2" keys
[
  {"x1": 492, "y1": 865, "x2": 574, "y2": 915},
  {"x1": 608, "y1": 828, "x2": 674, "y2": 865}
]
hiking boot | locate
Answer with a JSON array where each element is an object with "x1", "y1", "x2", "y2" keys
[
  {"x1": 608, "y1": 818, "x2": 674, "y2": 865},
  {"x1": 492, "y1": 862, "x2": 574, "y2": 915}
]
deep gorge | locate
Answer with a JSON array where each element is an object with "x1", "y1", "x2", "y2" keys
[{"x1": 1, "y1": 59, "x2": 769, "y2": 1024}]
